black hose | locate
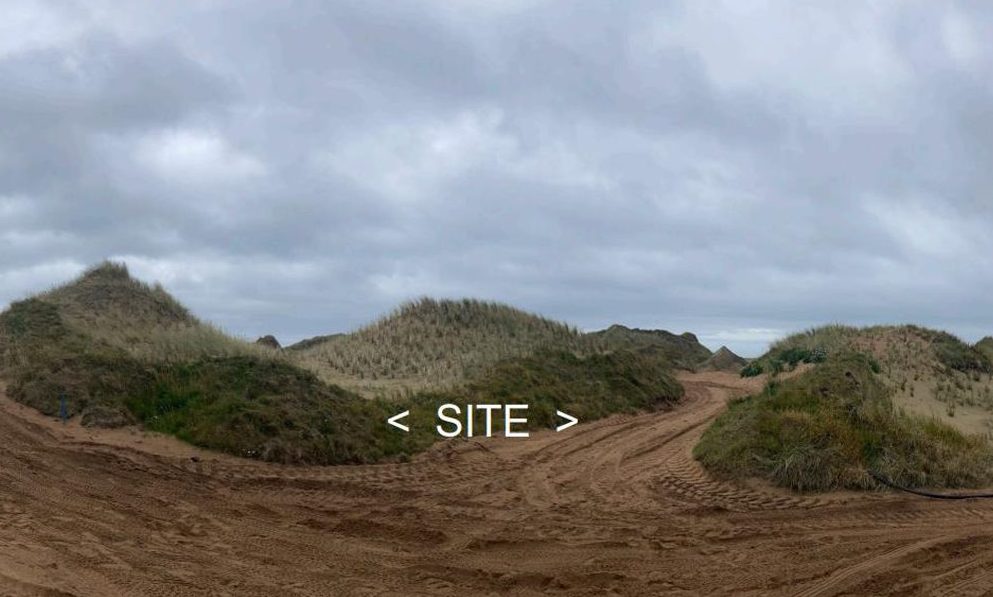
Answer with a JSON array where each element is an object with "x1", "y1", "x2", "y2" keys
[{"x1": 868, "y1": 470, "x2": 993, "y2": 500}]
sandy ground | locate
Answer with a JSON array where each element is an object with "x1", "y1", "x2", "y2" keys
[{"x1": 3, "y1": 372, "x2": 993, "y2": 596}]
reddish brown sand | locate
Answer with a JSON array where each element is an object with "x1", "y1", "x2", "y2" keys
[{"x1": 2, "y1": 372, "x2": 993, "y2": 596}]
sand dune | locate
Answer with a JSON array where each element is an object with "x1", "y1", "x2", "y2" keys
[{"x1": 2, "y1": 373, "x2": 993, "y2": 595}]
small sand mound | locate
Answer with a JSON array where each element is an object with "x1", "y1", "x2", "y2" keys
[{"x1": 700, "y1": 346, "x2": 747, "y2": 372}]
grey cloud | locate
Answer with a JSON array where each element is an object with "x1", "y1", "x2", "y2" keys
[{"x1": 2, "y1": 0, "x2": 993, "y2": 356}]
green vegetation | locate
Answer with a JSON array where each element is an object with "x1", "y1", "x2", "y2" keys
[
  {"x1": 744, "y1": 325, "x2": 988, "y2": 378},
  {"x1": 116, "y1": 348, "x2": 683, "y2": 465},
  {"x1": 770, "y1": 324, "x2": 860, "y2": 354},
  {"x1": 931, "y1": 330, "x2": 993, "y2": 374},
  {"x1": 37, "y1": 262, "x2": 273, "y2": 362},
  {"x1": 739, "y1": 347, "x2": 827, "y2": 376},
  {"x1": 740, "y1": 361, "x2": 764, "y2": 377},
  {"x1": 389, "y1": 349, "x2": 685, "y2": 457},
  {"x1": 126, "y1": 357, "x2": 398, "y2": 464},
  {"x1": 0, "y1": 275, "x2": 391, "y2": 462},
  {"x1": 0, "y1": 262, "x2": 686, "y2": 465},
  {"x1": 291, "y1": 297, "x2": 600, "y2": 396},
  {"x1": 739, "y1": 325, "x2": 853, "y2": 376},
  {"x1": 978, "y1": 337, "x2": 993, "y2": 363},
  {"x1": 587, "y1": 324, "x2": 711, "y2": 370},
  {"x1": 291, "y1": 305, "x2": 713, "y2": 398},
  {"x1": 0, "y1": 265, "x2": 396, "y2": 463},
  {"x1": 438, "y1": 349, "x2": 680, "y2": 426},
  {"x1": 287, "y1": 333, "x2": 344, "y2": 351},
  {"x1": 754, "y1": 326, "x2": 993, "y2": 433},
  {"x1": 0, "y1": 296, "x2": 148, "y2": 425},
  {"x1": 716, "y1": 324, "x2": 993, "y2": 489},
  {"x1": 696, "y1": 353, "x2": 993, "y2": 491}
]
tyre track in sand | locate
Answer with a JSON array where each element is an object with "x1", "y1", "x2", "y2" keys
[{"x1": 3, "y1": 373, "x2": 993, "y2": 595}]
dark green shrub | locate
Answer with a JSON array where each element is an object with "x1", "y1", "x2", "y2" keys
[{"x1": 741, "y1": 361, "x2": 763, "y2": 377}]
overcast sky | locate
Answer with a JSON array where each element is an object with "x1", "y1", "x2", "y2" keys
[{"x1": 2, "y1": 1, "x2": 993, "y2": 356}]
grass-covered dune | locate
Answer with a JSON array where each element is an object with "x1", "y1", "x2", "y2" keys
[
  {"x1": 290, "y1": 300, "x2": 716, "y2": 399},
  {"x1": 696, "y1": 325, "x2": 993, "y2": 492},
  {"x1": 0, "y1": 284, "x2": 394, "y2": 463},
  {"x1": 124, "y1": 348, "x2": 684, "y2": 464},
  {"x1": 978, "y1": 337, "x2": 993, "y2": 363},
  {"x1": 696, "y1": 353, "x2": 993, "y2": 491},
  {"x1": 742, "y1": 324, "x2": 992, "y2": 378},
  {"x1": 0, "y1": 262, "x2": 684, "y2": 464},
  {"x1": 740, "y1": 325, "x2": 993, "y2": 435},
  {"x1": 290, "y1": 298, "x2": 600, "y2": 397},
  {"x1": 399, "y1": 349, "x2": 684, "y2": 453},
  {"x1": 587, "y1": 324, "x2": 712, "y2": 370},
  {"x1": 36, "y1": 261, "x2": 271, "y2": 362}
]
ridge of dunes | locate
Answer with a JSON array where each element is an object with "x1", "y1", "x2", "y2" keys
[
  {"x1": 291, "y1": 305, "x2": 714, "y2": 397},
  {"x1": 0, "y1": 262, "x2": 684, "y2": 464},
  {"x1": 586, "y1": 324, "x2": 712, "y2": 370}
]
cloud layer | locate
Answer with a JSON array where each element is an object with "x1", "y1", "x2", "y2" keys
[{"x1": 2, "y1": 1, "x2": 993, "y2": 356}]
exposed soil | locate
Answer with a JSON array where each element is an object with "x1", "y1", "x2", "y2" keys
[{"x1": 2, "y1": 372, "x2": 993, "y2": 596}]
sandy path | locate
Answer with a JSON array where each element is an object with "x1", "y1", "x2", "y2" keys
[{"x1": 3, "y1": 372, "x2": 993, "y2": 596}]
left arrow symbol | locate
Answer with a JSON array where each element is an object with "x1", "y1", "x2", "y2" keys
[{"x1": 388, "y1": 410, "x2": 410, "y2": 432}]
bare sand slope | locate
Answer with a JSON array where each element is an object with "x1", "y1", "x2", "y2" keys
[{"x1": 3, "y1": 373, "x2": 993, "y2": 596}]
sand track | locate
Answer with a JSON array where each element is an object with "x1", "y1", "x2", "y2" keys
[{"x1": 3, "y1": 372, "x2": 993, "y2": 596}]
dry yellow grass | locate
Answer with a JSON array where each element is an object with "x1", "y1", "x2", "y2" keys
[
  {"x1": 290, "y1": 298, "x2": 602, "y2": 396},
  {"x1": 39, "y1": 262, "x2": 275, "y2": 363}
]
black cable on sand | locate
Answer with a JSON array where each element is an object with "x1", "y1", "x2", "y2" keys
[{"x1": 868, "y1": 470, "x2": 993, "y2": 500}]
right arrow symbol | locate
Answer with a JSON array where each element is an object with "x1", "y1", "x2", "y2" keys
[{"x1": 555, "y1": 410, "x2": 578, "y2": 432}]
